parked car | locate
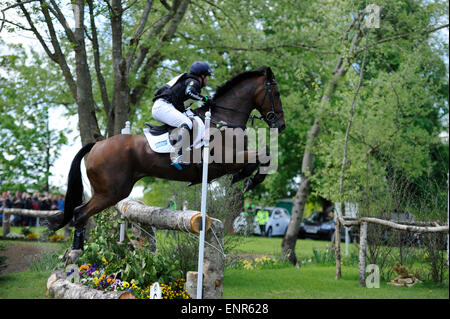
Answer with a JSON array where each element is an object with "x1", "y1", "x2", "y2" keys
[
  {"x1": 232, "y1": 206, "x2": 291, "y2": 237},
  {"x1": 298, "y1": 210, "x2": 357, "y2": 242}
]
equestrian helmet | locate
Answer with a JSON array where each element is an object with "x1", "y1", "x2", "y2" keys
[{"x1": 190, "y1": 61, "x2": 213, "y2": 76}]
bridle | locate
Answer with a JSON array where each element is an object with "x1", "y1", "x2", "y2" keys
[
  {"x1": 208, "y1": 76, "x2": 284, "y2": 128},
  {"x1": 256, "y1": 78, "x2": 284, "y2": 127}
]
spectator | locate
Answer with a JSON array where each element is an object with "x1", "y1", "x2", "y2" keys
[
  {"x1": 256, "y1": 206, "x2": 270, "y2": 236},
  {"x1": 39, "y1": 193, "x2": 50, "y2": 211},
  {"x1": 50, "y1": 194, "x2": 59, "y2": 210},
  {"x1": 23, "y1": 192, "x2": 34, "y2": 226},
  {"x1": 57, "y1": 195, "x2": 65, "y2": 211},
  {"x1": 4, "y1": 191, "x2": 12, "y2": 208},
  {"x1": 11, "y1": 191, "x2": 24, "y2": 226},
  {"x1": 31, "y1": 192, "x2": 40, "y2": 210},
  {"x1": 167, "y1": 194, "x2": 177, "y2": 210},
  {"x1": 0, "y1": 195, "x2": 7, "y2": 223},
  {"x1": 245, "y1": 200, "x2": 257, "y2": 236}
]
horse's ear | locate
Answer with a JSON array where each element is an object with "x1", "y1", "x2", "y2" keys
[{"x1": 266, "y1": 67, "x2": 274, "y2": 80}]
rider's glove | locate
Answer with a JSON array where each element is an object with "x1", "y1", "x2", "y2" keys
[{"x1": 202, "y1": 96, "x2": 216, "y2": 107}]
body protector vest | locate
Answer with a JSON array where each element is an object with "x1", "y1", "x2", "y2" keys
[{"x1": 153, "y1": 73, "x2": 206, "y2": 112}]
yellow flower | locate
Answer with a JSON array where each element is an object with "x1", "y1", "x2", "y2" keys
[
  {"x1": 123, "y1": 281, "x2": 130, "y2": 288},
  {"x1": 102, "y1": 256, "x2": 107, "y2": 264}
]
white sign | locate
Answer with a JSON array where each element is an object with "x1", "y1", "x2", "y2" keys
[{"x1": 150, "y1": 282, "x2": 162, "y2": 299}]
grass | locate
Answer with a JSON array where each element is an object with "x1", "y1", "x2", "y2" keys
[
  {"x1": 0, "y1": 226, "x2": 65, "y2": 237},
  {"x1": 231, "y1": 236, "x2": 333, "y2": 260},
  {"x1": 224, "y1": 236, "x2": 449, "y2": 299},
  {"x1": 0, "y1": 234, "x2": 448, "y2": 299},
  {"x1": 224, "y1": 264, "x2": 448, "y2": 299},
  {"x1": 0, "y1": 240, "x2": 66, "y2": 299},
  {"x1": 0, "y1": 270, "x2": 53, "y2": 299}
]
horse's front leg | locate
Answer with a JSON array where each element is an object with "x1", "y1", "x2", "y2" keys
[{"x1": 232, "y1": 149, "x2": 272, "y2": 192}]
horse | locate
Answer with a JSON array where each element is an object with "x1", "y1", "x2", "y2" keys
[{"x1": 47, "y1": 66, "x2": 285, "y2": 256}]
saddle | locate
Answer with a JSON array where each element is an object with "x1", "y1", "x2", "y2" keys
[
  {"x1": 144, "y1": 122, "x2": 174, "y2": 136},
  {"x1": 143, "y1": 111, "x2": 205, "y2": 154}
]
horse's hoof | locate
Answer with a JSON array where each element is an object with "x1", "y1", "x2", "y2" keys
[{"x1": 66, "y1": 249, "x2": 83, "y2": 266}]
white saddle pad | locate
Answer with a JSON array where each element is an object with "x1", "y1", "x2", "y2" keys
[{"x1": 144, "y1": 111, "x2": 205, "y2": 154}]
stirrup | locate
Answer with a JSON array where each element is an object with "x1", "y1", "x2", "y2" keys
[{"x1": 171, "y1": 155, "x2": 184, "y2": 171}]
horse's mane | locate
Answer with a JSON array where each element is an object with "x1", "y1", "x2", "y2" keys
[{"x1": 212, "y1": 67, "x2": 270, "y2": 101}]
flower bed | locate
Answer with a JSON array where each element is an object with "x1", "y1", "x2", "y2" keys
[{"x1": 72, "y1": 264, "x2": 190, "y2": 299}]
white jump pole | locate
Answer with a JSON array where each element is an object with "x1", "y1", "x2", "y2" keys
[
  {"x1": 197, "y1": 110, "x2": 211, "y2": 299},
  {"x1": 119, "y1": 121, "x2": 131, "y2": 243}
]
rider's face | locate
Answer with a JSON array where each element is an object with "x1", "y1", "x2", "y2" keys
[{"x1": 202, "y1": 75, "x2": 210, "y2": 87}]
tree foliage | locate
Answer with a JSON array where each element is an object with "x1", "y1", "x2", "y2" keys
[{"x1": 0, "y1": 0, "x2": 447, "y2": 225}]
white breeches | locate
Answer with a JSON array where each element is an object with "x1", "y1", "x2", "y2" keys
[{"x1": 152, "y1": 99, "x2": 193, "y2": 130}]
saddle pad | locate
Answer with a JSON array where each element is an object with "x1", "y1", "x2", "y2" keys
[
  {"x1": 144, "y1": 113, "x2": 205, "y2": 154},
  {"x1": 144, "y1": 128, "x2": 175, "y2": 154}
]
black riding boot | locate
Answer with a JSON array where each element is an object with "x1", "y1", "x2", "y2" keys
[{"x1": 171, "y1": 123, "x2": 191, "y2": 170}]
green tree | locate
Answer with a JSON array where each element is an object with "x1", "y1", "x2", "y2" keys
[{"x1": 0, "y1": 43, "x2": 69, "y2": 192}]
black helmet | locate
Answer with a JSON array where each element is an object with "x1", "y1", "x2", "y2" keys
[{"x1": 190, "y1": 61, "x2": 213, "y2": 76}]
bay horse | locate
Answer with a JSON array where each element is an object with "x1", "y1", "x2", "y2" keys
[{"x1": 47, "y1": 66, "x2": 285, "y2": 253}]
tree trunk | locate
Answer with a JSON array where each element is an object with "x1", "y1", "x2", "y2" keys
[
  {"x1": 280, "y1": 118, "x2": 319, "y2": 265},
  {"x1": 73, "y1": 0, "x2": 102, "y2": 144},
  {"x1": 358, "y1": 222, "x2": 368, "y2": 286},
  {"x1": 110, "y1": 0, "x2": 131, "y2": 135},
  {"x1": 335, "y1": 217, "x2": 342, "y2": 279}
]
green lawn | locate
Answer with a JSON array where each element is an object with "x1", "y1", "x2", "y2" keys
[
  {"x1": 1, "y1": 226, "x2": 65, "y2": 237},
  {"x1": 0, "y1": 240, "x2": 66, "y2": 299},
  {"x1": 0, "y1": 270, "x2": 52, "y2": 299},
  {"x1": 231, "y1": 236, "x2": 333, "y2": 260},
  {"x1": 224, "y1": 265, "x2": 448, "y2": 299},
  {"x1": 0, "y1": 235, "x2": 448, "y2": 299},
  {"x1": 224, "y1": 236, "x2": 448, "y2": 299}
]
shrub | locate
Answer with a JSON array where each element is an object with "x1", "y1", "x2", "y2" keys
[{"x1": 78, "y1": 208, "x2": 182, "y2": 287}]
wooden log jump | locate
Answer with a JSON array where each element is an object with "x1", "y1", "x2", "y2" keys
[
  {"x1": 336, "y1": 216, "x2": 449, "y2": 286},
  {"x1": 116, "y1": 198, "x2": 224, "y2": 299},
  {"x1": 1, "y1": 208, "x2": 62, "y2": 238},
  {"x1": 116, "y1": 198, "x2": 211, "y2": 234}
]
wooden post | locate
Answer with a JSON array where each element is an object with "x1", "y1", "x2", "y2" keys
[
  {"x1": 186, "y1": 218, "x2": 224, "y2": 299},
  {"x1": 335, "y1": 218, "x2": 342, "y2": 279},
  {"x1": 358, "y1": 222, "x2": 368, "y2": 286},
  {"x1": 2, "y1": 211, "x2": 10, "y2": 238}
]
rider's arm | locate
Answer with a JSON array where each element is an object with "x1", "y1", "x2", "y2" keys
[{"x1": 185, "y1": 79, "x2": 208, "y2": 102}]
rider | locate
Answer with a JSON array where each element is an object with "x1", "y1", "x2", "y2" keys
[{"x1": 151, "y1": 61, "x2": 213, "y2": 170}]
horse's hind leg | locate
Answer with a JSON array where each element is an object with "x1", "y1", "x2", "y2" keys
[{"x1": 68, "y1": 192, "x2": 123, "y2": 253}]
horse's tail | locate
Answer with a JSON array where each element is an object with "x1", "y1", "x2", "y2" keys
[{"x1": 47, "y1": 142, "x2": 96, "y2": 231}]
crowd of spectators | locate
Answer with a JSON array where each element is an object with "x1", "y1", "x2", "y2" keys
[{"x1": 0, "y1": 190, "x2": 65, "y2": 226}]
